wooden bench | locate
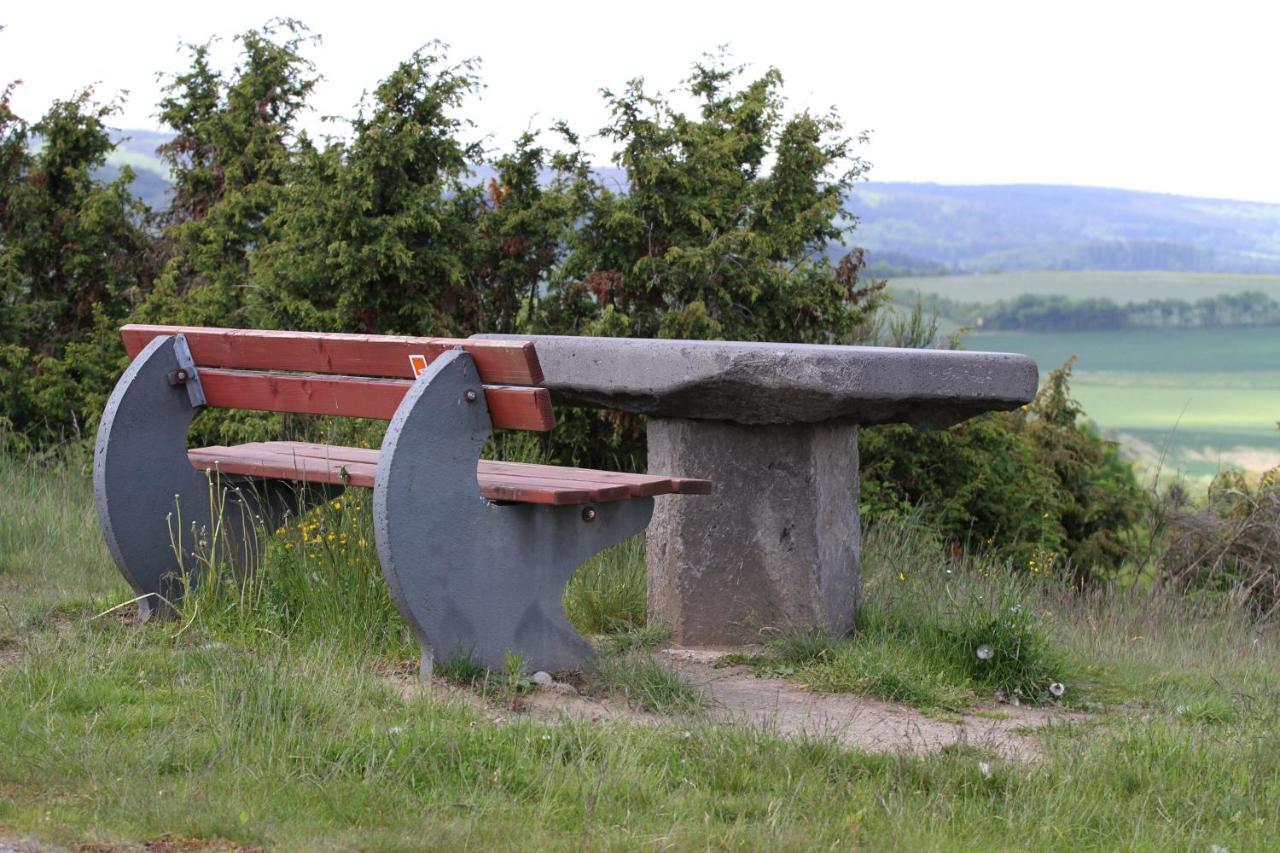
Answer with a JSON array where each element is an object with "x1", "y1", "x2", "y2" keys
[{"x1": 93, "y1": 324, "x2": 710, "y2": 675}]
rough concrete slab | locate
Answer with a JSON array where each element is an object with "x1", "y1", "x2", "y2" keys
[{"x1": 474, "y1": 334, "x2": 1037, "y2": 427}]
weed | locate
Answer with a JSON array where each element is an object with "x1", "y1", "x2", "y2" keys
[
  {"x1": 562, "y1": 535, "x2": 646, "y2": 634},
  {"x1": 587, "y1": 651, "x2": 705, "y2": 715},
  {"x1": 599, "y1": 623, "x2": 672, "y2": 654}
]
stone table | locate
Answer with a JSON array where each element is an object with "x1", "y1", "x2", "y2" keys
[{"x1": 475, "y1": 334, "x2": 1038, "y2": 645}]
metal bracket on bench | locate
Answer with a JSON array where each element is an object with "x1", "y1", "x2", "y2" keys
[{"x1": 165, "y1": 333, "x2": 207, "y2": 408}]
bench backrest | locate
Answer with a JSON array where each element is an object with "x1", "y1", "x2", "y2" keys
[{"x1": 121, "y1": 324, "x2": 555, "y2": 430}]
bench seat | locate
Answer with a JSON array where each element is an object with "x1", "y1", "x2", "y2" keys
[{"x1": 189, "y1": 441, "x2": 712, "y2": 506}]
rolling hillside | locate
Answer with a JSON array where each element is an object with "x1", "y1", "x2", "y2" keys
[
  {"x1": 103, "y1": 129, "x2": 1280, "y2": 279},
  {"x1": 846, "y1": 182, "x2": 1280, "y2": 274}
]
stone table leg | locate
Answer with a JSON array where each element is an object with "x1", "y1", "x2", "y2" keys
[{"x1": 645, "y1": 418, "x2": 860, "y2": 645}]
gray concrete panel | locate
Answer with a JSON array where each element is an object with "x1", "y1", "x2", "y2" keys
[
  {"x1": 374, "y1": 350, "x2": 652, "y2": 676},
  {"x1": 93, "y1": 336, "x2": 240, "y2": 618},
  {"x1": 94, "y1": 335, "x2": 334, "y2": 619}
]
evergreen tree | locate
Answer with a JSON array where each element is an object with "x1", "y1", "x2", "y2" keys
[{"x1": 0, "y1": 85, "x2": 154, "y2": 443}]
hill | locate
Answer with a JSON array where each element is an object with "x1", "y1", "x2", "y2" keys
[
  {"x1": 95, "y1": 131, "x2": 1280, "y2": 278},
  {"x1": 98, "y1": 129, "x2": 172, "y2": 209},
  {"x1": 845, "y1": 182, "x2": 1280, "y2": 274}
]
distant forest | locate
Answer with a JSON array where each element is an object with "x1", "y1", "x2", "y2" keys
[{"x1": 927, "y1": 290, "x2": 1280, "y2": 332}]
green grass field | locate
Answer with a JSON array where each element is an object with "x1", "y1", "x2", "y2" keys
[
  {"x1": 897, "y1": 270, "x2": 1280, "y2": 304},
  {"x1": 3, "y1": 450, "x2": 1280, "y2": 849},
  {"x1": 964, "y1": 326, "x2": 1279, "y2": 480}
]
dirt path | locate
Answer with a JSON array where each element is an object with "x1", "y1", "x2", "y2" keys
[
  {"x1": 387, "y1": 648, "x2": 1078, "y2": 761},
  {"x1": 0, "y1": 839, "x2": 38, "y2": 853},
  {"x1": 662, "y1": 648, "x2": 1074, "y2": 761}
]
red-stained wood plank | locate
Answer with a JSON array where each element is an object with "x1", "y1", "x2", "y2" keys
[
  {"x1": 189, "y1": 448, "x2": 378, "y2": 489},
  {"x1": 187, "y1": 446, "x2": 624, "y2": 505},
  {"x1": 238, "y1": 441, "x2": 713, "y2": 497},
  {"x1": 482, "y1": 461, "x2": 714, "y2": 496},
  {"x1": 197, "y1": 369, "x2": 556, "y2": 431},
  {"x1": 120, "y1": 324, "x2": 544, "y2": 385}
]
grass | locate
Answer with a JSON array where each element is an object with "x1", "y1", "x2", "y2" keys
[
  {"x1": 4, "y1": 447, "x2": 1280, "y2": 849},
  {"x1": 722, "y1": 517, "x2": 1075, "y2": 715},
  {"x1": 586, "y1": 651, "x2": 705, "y2": 715}
]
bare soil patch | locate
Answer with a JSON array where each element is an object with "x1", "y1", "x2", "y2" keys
[
  {"x1": 383, "y1": 647, "x2": 1079, "y2": 761},
  {"x1": 0, "y1": 642, "x2": 21, "y2": 671},
  {"x1": 380, "y1": 662, "x2": 660, "y2": 727},
  {"x1": 662, "y1": 648, "x2": 1076, "y2": 761}
]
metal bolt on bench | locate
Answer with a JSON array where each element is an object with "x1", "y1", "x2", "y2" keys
[{"x1": 93, "y1": 325, "x2": 711, "y2": 676}]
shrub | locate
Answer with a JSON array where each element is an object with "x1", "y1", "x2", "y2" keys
[
  {"x1": 1158, "y1": 459, "x2": 1280, "y2": 619},
  {"x1": 860, "y1": 358, "x2": 1145, "y2": 583}
]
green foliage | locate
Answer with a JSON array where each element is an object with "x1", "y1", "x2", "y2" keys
[
  {"x1": 143, "y1": 19, "x2": 320, "y2": 329},
  {"x1": 860, "y1": 358, "x2": 1145, "y2": 582},
  {"x1": 5, "y1": 30, "x2": 885, "y2": 469},
  {"x1": 0, "y1": 85, "x2": 156, "y2": 444},
  {"x1": 539, "y1": 54, "x2": 882, "y2": 345},
  {"x1": 252, "y1": 45, "x2": 487, "y2": 336}
]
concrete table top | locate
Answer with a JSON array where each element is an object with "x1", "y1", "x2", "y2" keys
[{"x1": 475, "y1": 334, "x2": 1039, "y2": 426}]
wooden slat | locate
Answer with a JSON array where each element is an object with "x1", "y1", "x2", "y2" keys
[
  {"x1": 219, "y1": 443, "x2": 633, "y2": 502},
  {"x1": 197, "y1": 369, "x2": 555, "y2": 431},
  {"x1": 241, "y1": 441, "x2": 713, "y2": 497},
  {"x1": 189, "y1": 448, "x2": 377, "y2": 489},
  {"x1": 187, "y1": 446, "x2": 629, "y2": 506},
  {"x1": 483, "y1": 460, "x2": 714, "y2": 496},
  {"x1": 121, "y1": 324, "x2": 543, "y2": 385}
]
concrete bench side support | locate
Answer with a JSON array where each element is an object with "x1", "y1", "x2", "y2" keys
[
  {"x1": 93, "y1": 335, "x2": 334, "y2": 620},
  {"x1": 374, "y1": 350, "x2": 653, "y2": 677},
  {"x1": 646, "y1": 418, "x2": 860, "y2": 644}
]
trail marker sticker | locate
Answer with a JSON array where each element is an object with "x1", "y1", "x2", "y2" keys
[{"x1": 408, "y1": 354, "x2": 429, "y2": 378}]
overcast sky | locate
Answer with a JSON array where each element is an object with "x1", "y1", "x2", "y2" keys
[{"x1": 3, "y1": 0, "x2": 1277, "y2": 202}]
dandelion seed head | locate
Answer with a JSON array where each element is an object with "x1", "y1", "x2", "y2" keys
[
  {"x1": 976, "y1": 645, "x2": 994, "y2": 661},
  {"x1": 1049, "y1": 682, "x2": 1065, "y2": 698}
]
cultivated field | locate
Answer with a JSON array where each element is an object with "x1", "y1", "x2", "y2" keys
[
  {"x1": 889, "y1": 269, "x2": 1280, "y2": 481},
  {"x1": 965, "y1": 326, "x2": 1280, "y2": 480},
  {"x1": 897, "y1": 270, "x2": 1280, "y2": 304},
  {"x1": 2, "y1": 450, "x2": 1279, "y2": 849}
]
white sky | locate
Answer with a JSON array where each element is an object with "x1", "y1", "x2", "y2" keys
[{"x1": 3, "y1": 0, "x2": 1277, "y2": 202}]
